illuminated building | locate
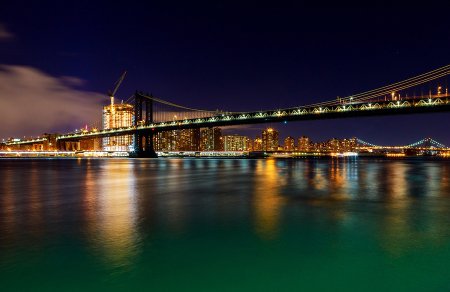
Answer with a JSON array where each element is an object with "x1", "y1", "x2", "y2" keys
[
  {"x1": 102, "y1": 103, "x2": 134, "y2": 151},
  {"x1": 327, "y1": 138, "x2": 340, "y2": 151},
  {"x1": 322, "y1": 137, "x2": 357, "y2": 152},
  {"x1": 178, "y1": 129, "x2": 200, "y2": 151},
  {"x1": 246, "y1": 137, "x2": 253, "y2": 151},
  {"x1": 223, "y1": 135, "x2": 250, "y2": 151},
  {"x1": 154, "y1": 130, "x2": 179, "y2": 151},
  {"x1": 262, "y1": 128, "x2": 279, "y2": 151},
  {"x1": 154, "y1": 129, "x2": 200, "y2": 151},
  {"x1": 153, "y1": 128, "x2": 205, "y2": 151},
  {"x1": 342, "y1": 137, "x2": 357, "y2": 151},
  {"x1": 298, "y1": 136, "x2": 311, "y2": 152},
  {"x1": 253, "y1": 137, "x2": 262, "y2": 151},
  {"x1": 80, "y1": 138, "x2": 102, "y2": 151},
  {"x1": 200, "y1": 127, "x2": 223, "y2": 151},
  {"x1": 284, "y1": 136, "x2": 295, "y2": 151}
]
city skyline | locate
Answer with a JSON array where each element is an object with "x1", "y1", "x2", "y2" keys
[
  {"x1": 1, "y1": 3, "x2": 450, "y2": 145},
  {"x1": 2, "y1": 3, "x2": 450, "y2": 290}
]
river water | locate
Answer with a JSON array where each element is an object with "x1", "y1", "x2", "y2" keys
[{"x1": 1, "y1": 158, "x2": 450, "y2": 291}]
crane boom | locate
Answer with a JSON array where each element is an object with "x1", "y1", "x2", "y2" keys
[
  {"x1": 110, "y1": 70, "x2": 127, "y2": 98},
  {"x1": 108, "y1": 70, "x2": 127, "y2": 129}
]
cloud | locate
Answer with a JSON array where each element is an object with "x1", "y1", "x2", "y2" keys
[
  {"x1": 0, "y1": 23, "x2": 13, "y2": 40},
  {"x1": 0, "y1": 65, "x2": 106, "y2": 138}
]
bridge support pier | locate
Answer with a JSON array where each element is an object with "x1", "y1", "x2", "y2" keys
[
  {"x1": 131, "y1": 131, "x2": 158, "y2": 158},
  {"x1": 130, "y1": 92, "x2": 158, "y2": 158}
]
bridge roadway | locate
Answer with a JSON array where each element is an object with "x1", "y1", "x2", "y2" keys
[
  {"x1": 54, "y1": 95, "x2": 450, "y2": 141},
  {"x1": 5, "y1": 95, "x2": 450, "y2": 147}
]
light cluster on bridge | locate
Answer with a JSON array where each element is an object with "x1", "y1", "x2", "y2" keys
[{"x1": 43, "y1": 96, "x2": 449, "y2": 141}]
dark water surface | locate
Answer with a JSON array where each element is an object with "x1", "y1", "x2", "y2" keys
[{"x1": 1, "y1": 158, "x2": 450, "y2": 291}]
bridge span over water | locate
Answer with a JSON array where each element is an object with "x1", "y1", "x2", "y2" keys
[{"x1": 6, "y1": 65, "x2": 450, "y2": 157}]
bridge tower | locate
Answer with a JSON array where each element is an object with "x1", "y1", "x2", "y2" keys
[{"x1": 132, "y1": 91, "x2": 158, "y2": 158}]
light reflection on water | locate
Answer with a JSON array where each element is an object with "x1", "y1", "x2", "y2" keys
[
  {"x1": 253, "y1": 159, "x2": 285, "y2": 239},
  {"x1": 86, "y1": 161, "x2": 140, "y2": 270},
  {"x1": 1, "y1": 158, "x2": 450, "y2": 290}
]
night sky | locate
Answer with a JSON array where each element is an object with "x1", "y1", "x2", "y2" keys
[{"x1": 1, "y1": 1, "x2": 449, "y2": 145}]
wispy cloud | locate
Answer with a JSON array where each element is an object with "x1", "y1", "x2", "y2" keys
[
  {"x1": 0, "y1": 23, "x2": 14, "y2": 40},
  {"x1": 0, "y1": 65, "x2": 106, "y2": 138}
]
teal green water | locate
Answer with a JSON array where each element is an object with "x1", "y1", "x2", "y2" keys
[{"x1": 1, "y1": 158, "x2": 450, "y2": 291}]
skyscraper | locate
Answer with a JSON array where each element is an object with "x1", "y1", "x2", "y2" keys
[{"x1": 262, "y1": 128, "x2": 279, "y2": 151}]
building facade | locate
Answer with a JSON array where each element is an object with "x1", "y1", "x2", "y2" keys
[
  {"x1": 298, "y1": 136, "x2": 311, "y2": 152},
  {"x1": 178, "y1": 128, "x2": 201, "y2": 151},
  {"x1": 154, "y1": 130, "x2": 179, "y2": 151},
  {"x1": 284, "y1": 136, "x2": 295, "y2": 151},
  {"x1": 223, "y1": 135, "x2": 249, "y2": 151},
  {"x1": 200, "y1": 127, "x2": 223, "y2": 151},
  {"x1": 102, "y1": 103, "x2": 134, "y2": 151},
  {"x1": 262, "y1": 128, "x2": 279, "y2": 151},
  {"x1": 253, "y1": 137, "x2": 262, "y2": 151}
]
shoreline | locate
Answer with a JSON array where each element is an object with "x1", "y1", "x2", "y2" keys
[{"x1": 0, "y1": 151, "x2": 448, "y2": 159}]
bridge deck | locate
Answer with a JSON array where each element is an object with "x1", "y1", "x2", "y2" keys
[
  {"x1": 57, "y1": 96, "x2": 450, "y2": 141},
  {"x1": 6, "y1": 95, "x2": 450, "y2": 145}
]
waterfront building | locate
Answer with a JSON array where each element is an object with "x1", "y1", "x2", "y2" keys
[
  {"x1": 327, "y1": 138, "x2": 340, "y2": 152},
  {"x1": 200, "y1": 127, "x2": 223, "y2": 151},
  {"x1": 154, "y1": 130, "x2": 179, "y2": 151},
  {"x1": 284, "y1": 136, "x2": 295, "y2": 151},
  {"x1": 224, "y1": 135, "x2": 250, "y2": 151},
  {"x1": 102, "y1": 103, "x2": 134, "y2": 151},
  {"x1": 154, "y1": 129, "x2": 200, "y2": 151},
  {"x1": 253, "y1": 137, "x2": 262, "y2": 151},
  {"x1": 80, "y1": 138, "x2": 101, "y2": 151},
  {"x1": 322, "y1": 137, "x2": 358, "y2": 152},
  {"x1": 298, "y1": 136, "x2": 311, "y2": 152},
  {"x1": 179, "y1": 129, "x2": 201, "y2": 151},
  {"x1": 341, "y1": 137, "x2": 357, "y2": 151},
  {"x1": 262, "y1": 128, "x2": 279, "y2": 151},
  {"x1": 246, "y1": 137, "x2": 253, "y2": 151}
]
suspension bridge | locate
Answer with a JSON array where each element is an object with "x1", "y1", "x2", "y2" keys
[
  {"x1": 356, "y1": 137, "x2": 447, "y2": 150},
  {"x1": 5, "y1": 65, "x2": 450, "y2": 157}
]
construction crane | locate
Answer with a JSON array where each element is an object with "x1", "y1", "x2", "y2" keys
[
  {"x1": 108, "y1": 70, "x2": 127, "y2": 107},
  {"x1": 107, "y1": 71, "x2": 127, "y2": 128}
]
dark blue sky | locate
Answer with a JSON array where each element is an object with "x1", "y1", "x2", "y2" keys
[{"x1": 1, "y1": 1, "x2": 449, "y2": 145}]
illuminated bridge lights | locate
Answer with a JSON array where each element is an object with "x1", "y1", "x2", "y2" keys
[
  {"x1": 8, "y1": 96, "x2": 450, "y2": 144},
  {"x1": 274, "y1": 111, "x2": 287, "y2": 117}
]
